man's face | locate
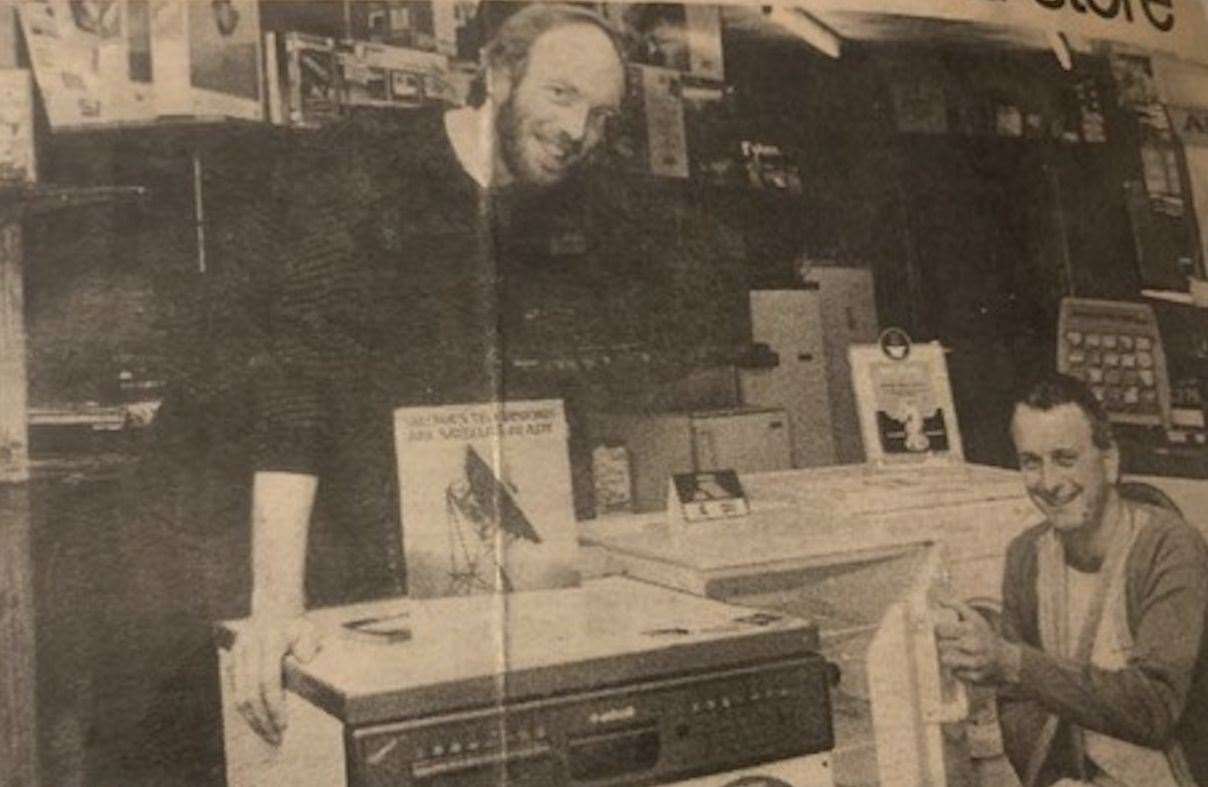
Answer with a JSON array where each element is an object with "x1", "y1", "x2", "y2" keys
[
  {"x1": 494, "y1": 23, "x2": 625, "y2": 187},
  {"x1": 1011, "y1": 403, "x2": 1118, "y2": 533}
]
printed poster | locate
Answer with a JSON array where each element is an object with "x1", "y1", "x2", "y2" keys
[
  {"x1": 0, "y1": 71, "x2": 37, "y2": 183},
  {"x1": 18, "y1": 0, "x2": 154, "y2": 127},
  {"x1": 395, "y1": 400, "x2": 581, "y2": 599}
]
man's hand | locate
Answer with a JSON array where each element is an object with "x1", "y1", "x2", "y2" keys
[
  {"x1": 228, "y1": 615, "x2": 321, "y2": 746},
  {"x1": 241, "y1": 471, "x2": 318, "y2": 744},
  {"x1": 934, "y1": 597, "x2": 1021, "y2": 686}
]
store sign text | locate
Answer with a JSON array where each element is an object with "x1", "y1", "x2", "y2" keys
[{"x1": 1031, "y1": 0, "x2": 1175, "y2": 32}]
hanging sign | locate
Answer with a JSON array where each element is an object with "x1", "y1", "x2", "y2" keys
[
  {"x1": 1170, "y1": 105, "x2": 1208, "y2": 147},
  {"x1": 799, "y1": 0, "x2": 1208, "y2": 65}
]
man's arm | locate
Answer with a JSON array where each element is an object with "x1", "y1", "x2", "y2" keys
[
  {"x1": 943, "y1": 522, "x2": 1208, "y2": 749},
  {"x1": 994, "y1": 536, "x2": 1052, "y2": 778},
  {"x1": 229, "y1": 471, "x2": 319, "y2": 746},
  {"x1": 231, "y1": 129, "x2": 365, "y2": 744},
  {"x1": 1010, "y1": 522, "x2": 1208, "y2": 747}
]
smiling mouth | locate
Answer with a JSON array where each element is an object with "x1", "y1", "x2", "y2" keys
[
  {"x1": 1035, "y1": 490, "x2": 1080, "y2": 510},
  {"x1": 541, "y1": 146, "x2": 569, "y2": 167}
]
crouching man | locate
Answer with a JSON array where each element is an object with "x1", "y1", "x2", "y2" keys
[{"x1": 936, "y1": 374, "x2": 1208, "y2": 786}]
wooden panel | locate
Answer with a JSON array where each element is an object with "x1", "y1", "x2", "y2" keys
[
  {"x1": 0, "y1": 216, "x2": 27, "y2": 483},
  {"x1": 0, "y1": 2, "x2": 18, "y2": 70},
  {"x1": 0, "y1": 483, "x2": 36, "y2": 787},
  {"x1": 0, "y1": 211, "x2": 35, "y2": 786}
]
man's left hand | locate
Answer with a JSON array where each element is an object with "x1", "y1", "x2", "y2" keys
[{"x1": 934, "y1": 597, "x2": 1020, "y2": 686}]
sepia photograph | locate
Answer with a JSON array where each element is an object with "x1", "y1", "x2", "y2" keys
[{"x1": 2, "y1": 1, "x2": 1208, "y2": 785}]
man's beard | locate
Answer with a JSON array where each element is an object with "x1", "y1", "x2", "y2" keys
[
  {"x1": 495, "y1": 94, "x2": 583, "y2": 189},
  {"x1": 496, "y1": 94, "x2": 528, "y2": 184}
]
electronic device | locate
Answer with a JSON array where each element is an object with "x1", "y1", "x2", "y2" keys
[
  {"x1": 587, "y1": 408, "x2": 792, "y2": 512},
  {"x1": 217, "y1": 577, "x2": 836, "y2": 787},
  {"x1": 1057, "y1": 297, "x2": 1171, "y2": 429},
  {"x1": 585, "y1": 463, "x2": 1034, "y2": 786},
  {"x1": 739, "y1": 272, "x2": 879, "y2": 468},
  {"x1": 867, "y1": 546, "x2": 973, "y2": 787}
]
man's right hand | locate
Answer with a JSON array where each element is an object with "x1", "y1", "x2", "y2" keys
[
  {"x1": 228, "y1": 615, "x2": 321, "y2": 746},
  {"x1": 241, "y1": 471, "x2": 320, "y2": 744}
]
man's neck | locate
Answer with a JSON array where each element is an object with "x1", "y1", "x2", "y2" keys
[
  {"x1": 1060, "y1": 489, "x2": 1123, "y2": 571},
  {"x1": 444, "y1": 105, "x2": 499, "y2": 190}
]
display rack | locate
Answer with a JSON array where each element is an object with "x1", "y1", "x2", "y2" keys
[{"x1": 0, "y1": 181, "x2": 146, "y2": 786}]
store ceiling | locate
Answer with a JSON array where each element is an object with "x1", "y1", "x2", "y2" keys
[{"x1": 722, "y1": 6, "x2": 1054, "y2": 54}]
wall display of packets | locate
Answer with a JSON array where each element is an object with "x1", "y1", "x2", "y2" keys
[
  {"x1": 280, "y1": 32, "x2": 454, "y2": 128},
  {"x1": 338, "y1": 39, "x2": 456, "y2": 111}
]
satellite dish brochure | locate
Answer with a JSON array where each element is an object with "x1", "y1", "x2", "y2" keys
[{"x1": 394, "y1": 399, "x2": 580, "y2": 598}]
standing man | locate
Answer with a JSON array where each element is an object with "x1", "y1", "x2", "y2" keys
[
  {"x1": 231, "y1": 3, "x2": 627, "y2": 746},
  {"x1": 936, "y1": 374, "x2": 1208, "y2": 786}
]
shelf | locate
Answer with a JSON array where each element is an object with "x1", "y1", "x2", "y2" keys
[
  {"x1": 46, "y1": 115, "x2": 267, "y2": 136},
  {"x1": 0, "y1": 184, "x2": 149, "y2": 215}
]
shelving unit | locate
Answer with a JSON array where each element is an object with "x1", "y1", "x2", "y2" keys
[{"x1": 1, "y1": 180, "x2": 147, "y2": 785}]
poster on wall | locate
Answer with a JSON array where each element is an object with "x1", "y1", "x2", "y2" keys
[
  {"x1": 394, "y1": 400, "x2": 581, "y2": 599},
  {"x1": 616, "y1": 3, "x2": 725, "y2": 82},
  {"x1": 624, "y1": 63, "x2": 690, "y2": 179},
  {"x1": 151, "y1": 0, "x2": 262, "y2": 120},
  {"x1": 18, "y1": 0, "x2": 154, "y2": 127}
]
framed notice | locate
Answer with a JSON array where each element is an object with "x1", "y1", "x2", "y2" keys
[
  {"x1": 850, "y1": 334, "x2": 964, "y2": 467},
  {"x1": 394, "y1": 400, "x2": 580, "y2": 599}
]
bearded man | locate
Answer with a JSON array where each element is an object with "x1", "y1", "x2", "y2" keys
[{"x1": 231, "y1": 4, "x2": 627, "y2": 746}]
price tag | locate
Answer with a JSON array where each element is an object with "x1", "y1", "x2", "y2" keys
[{"x1": 668, "y1": 470, "x2": 750, "y2": 523}]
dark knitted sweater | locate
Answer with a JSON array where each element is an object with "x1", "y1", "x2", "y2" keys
[{"x1": 255, "y1": 108, "x2": 502, "y2": 606}]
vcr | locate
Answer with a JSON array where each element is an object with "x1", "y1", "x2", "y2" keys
[
  {"x1": 347, "y1": 653, "x2": 834, "y2": 786},
  {"x1": 219, "y1": 578, "x2": 835, "y2": 786}
]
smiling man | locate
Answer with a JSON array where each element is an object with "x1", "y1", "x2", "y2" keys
[
  {"x1": 231, "y1": 3, "x2": 627, "y2": 748},
  {"x1": 936, "y1": 373, "x2": 1208, "y2": 786}
]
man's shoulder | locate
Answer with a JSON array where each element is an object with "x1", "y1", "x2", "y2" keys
[
  {"x1": 285, "y1": 107, "x2": 448, "y2": 173},
  {"x1": 1006, "y1": 520, "x2": 1052, "y2": 553},
  {"x1": 1127, "y1": 499, "x2": 1208, "y2": 562},
  {"x1": 274, "y1": 107, "x2": 452, "y2": 208}
]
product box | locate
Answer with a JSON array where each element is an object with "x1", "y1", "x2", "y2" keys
[
  {"x1": 334, "y1": 39, "x2": 454, "y2": 111},
  {"x1": 622, "y1": 63, "x2": 690, "y2": 179},
  {"x1": 282, "y1": 32, "x2": 339, "y2": 128},
  {"x1": 353, "y1": 1, "x2": 467, "y2": 56}
]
